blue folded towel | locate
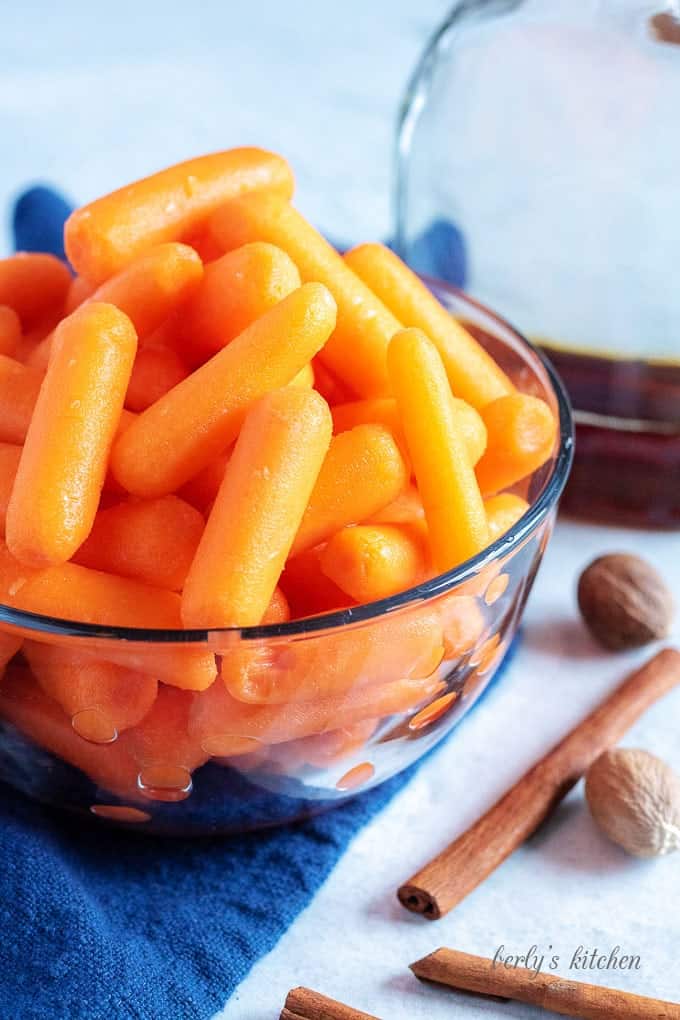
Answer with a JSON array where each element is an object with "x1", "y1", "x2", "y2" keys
[
  {"x1": 0, "y1": 185, "x2": 510, "y2": 1020},
  {"x1": 0, "y1": 765, "x2": 420, "y2": 1020},
  {"x1": 13, "y1": 184, "x2": 73, "y2": 260}
]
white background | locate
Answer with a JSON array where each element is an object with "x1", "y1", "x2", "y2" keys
[{"x1": 1, "y1": 4, "x2": 679, "y2": 1017}]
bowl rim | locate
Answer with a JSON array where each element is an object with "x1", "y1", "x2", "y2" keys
[{"x1": 0, "y1": 279, "x2": 574, "y2": 645}]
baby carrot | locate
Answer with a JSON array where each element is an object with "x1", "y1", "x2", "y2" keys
[
  {"x1": 6, "y1": 303, "x2": 138, "y2": 567},
  {"x1": 224, "y1": 603, "x2": 443, "y2": 704},
  {"x1": 280, "y1": 545, "x2": 354, "y2": 618},
  {"x1": 176, "y1": 242, "x2": 301, "y2": 364},
  {"x1": 0, "y1": 444, "x2": 21, "y2": 535},
  {"x1": 388, "y1": 328, "x2": 488, "y2": 572},
  {"x1": 190, "y1": 670, "x2": 442, "y2": 753},
  {"x1": 28, "y1": 243, "x2": 203, "y2": 372},
  {"x1": 0, "y1": 306, "x2": 21, "y2": 357},
  {"x1": 0, "y1": 253, "x2": 71, "y2": 328},
  {"x1": 290, "y1": 424, "x2": 409, "y2": 558},
  {"x1": 438, "y1": 593, "x2": 486, "y2": 659},
  {"x1": 102, "y1": 409, "x2": 137, "y2": 496},
  {"x1": 209, "y1": 193, "x2": 401, "y2": 397},
  {"x1": 74, "y1": 495, "x2": 204, "y2": 591},
  {"x1": 290, "y1": 363, "x2": 314, "y2": 389},
  {"x1": 345, "y1": 243, "x2": 514, "y2": 409},
  {"x1": 484, "y1": 492, "x2": 530, "y2": 542},
  {"x1": 184, "y1": 229, "x2": 224, "y2": 263},
  {"x1": 262, "y1": 587, "x2": 291, "y2": 625},
  {"x1": 119, "y1": 686, "x2": 209, "y2": 792},
  {"x1": 64, "y1": 275, "x2": 97, "y2": 314},
  {"x1": 332, "y1": 397, "x2": 401, "y2": 436},
  {"x1": 368, "y1": 483, "x2": 425, "y2": 526},
  {"x1": 89, "y1": 242, "x2": 203, "y2": 337},
  {"x1": 0, "y1": 667, "x2": 142, "y2": 801},
  {"x1": 181, "y1": 388, "x2": 332, "y2": 628},
  {"x1": 475, "y1": 393, "x2": 557, "y2": 496},
  {"x1": 312, "y1": 356, "x2": 350, "y2": 406},
  {"x1": 178, "y1": 450, "x2": 230, "y2": 511},
  {"x1": 0, "y1": 542, "x2": 217, "y2": 691},
  {"x1": 0, "y1": 629, "x2": 22, "y2": 671},
  {"x1": 320, "y1": 523, "x2": 426, "y2": 603},
  {"x1": 287, "y1": 719, "x2": 378, "y2": 768},
  {"x1": 125, "y1": 345, "x2": 188, "y2": 411},
  {"x1": 65, "y1": 148, "x2": 294, "y2": 283},
  {"x1": 0, "y1": 355, "x2": 42, "y2": 444},
  {"x1": 332, "y1": 395, "x2": 486, "y2": 465},
  {"x1": 0, "y1": 541, "x2": 178, "y2": 626},
  {"x1": 24, "y1": 641, "x2": 157, "y2": 743},
  {"x1": 111, "y1": 283, "x2": 336, "y2": 497}
]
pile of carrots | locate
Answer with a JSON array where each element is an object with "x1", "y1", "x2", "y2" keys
[{"x1": 0, "y1": 148, "x2": 557, "y2": 806}]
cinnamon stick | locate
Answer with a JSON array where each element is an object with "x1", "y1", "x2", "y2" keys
[
  {"x1": 411, "y1": 948, "x2": 680, "y2": 1019},
  {"x1": 398, "y1": 646, "x2": 680, "y2": 919},
  {"x1": 280, "y1": 986, "x2": 380, "y2": 1020}
]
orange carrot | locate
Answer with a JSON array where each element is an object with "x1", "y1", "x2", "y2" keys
[
  {"x1": 344, "y1": 243, "x2": 514, "y2": 409},
  {"x1": 28, "y1": 242, "x2": 203, "y2": 371},
  {"x1": 280, "y1": 545, "x2": 354, "y2": 619},
  {"x1": 332, "y1": 395, "x2": 486, "y2": 465},
  {"x1": 484, "y1": 492, "x2": 530, "y2": 542},
  {"x1": 289, "y1": 363, "x2": 314, "y2": 390},
  {"x1": 11, "y1": 314, "x2": 59, "y2": 364},
  {"x1": 65, "y1": 148, "x2": 294, "y2": 283},
  {"x1": 177, "y1": 450, "x2": 231, "y2": 511},
  {"x1": 125, "y1": 345, "x2": 188, "y2": 411},
  {"x1": 332, "y1": 397, "x2": 401, "y2": 436},
  {"x1": 0, "y1": 665, "x2": 142, "y2": 800},
  {"x1": 439, "y1": 593, "x2": 486, "y2": 659},
  {"x1": 119, "y1": 686, "x2": 208, "y2": 796},
  {"x1": 311, "y1": 356, "x2": 350, "y2": 406},
  {"x1": 262, "y1": 587, "x2": 291, "y2": 625},
  {"x1": 368, "y1": 483, "x2": 425, "y2": 526},
  {"x1": 182, "y1": 388, "x2": 332, "y2": 628},
  {"x1": 0, "y1": 541, "x2": 178, "y2": 626},
  {"x1": 102, "y1": 409, "x2": 137, "y2": 495},
  {"x1": 0, "y1": 443, "x2": 21, "y2": 536},
  {"x1": 183, "y1": 228, "x2": 224, "y2": 263},
  {"x1": 89, "y1": 242, "x2": 203, "y2": 336},
  {"x1": 280, "y1": 719, "x2": 378, "y2": 768},
  {"x1": 256, "y1": 719, "x2": 379, "y2": 771},
  {"x1": 190, "y1": 668, "x2": 442, "y2": 752},
  {"x1": 0, "y1": 355, "x2": 42, "y2": 444},
  {"x1": 224, "y1": 604, "x2": 443, "y2": 705},
  {"x1": 64, "y1": 275, "x2": 97, "y2": 314},
  {"x1": 176, "y1": 242, "x2": 300, "y2": 364},
  {"x1": 388, "y1": 328, "x2": 488, "y2": 572},
  {"x1": 0, "y1": 543, "x2": 217, "y2": 691},
  {"x1": 111, "y1": 283, "x2": 336, "y2": 497},
  {"x1": 320, "y1": 523, "x2": 426, "y2": 602},
  {"x1": 290, "y1": 424, "x2": 408, "y2": 558},
  {"x1": 0, "y1": 253, "x2": 71, "y2": 328},
  {"x1": 0, "y1": 629, "x2": 22, "y2": 671},
  {"x1": 24, "y1": 641, "x2": 157, "y2": 743},
  {"x1": 209, "y1": 193, "x2": 401, "y2": 397},
  {"x1": 74, "y1": 495, "x2": 204, "y2": 591},
  {"x1": 475, "y1": 393, "x2": 557, "y2": 496},
  {"x1": 6, "y1": 303, "x2": 138, "y2": 567},
  {"x1": 0, "y1": 306, "x2": 21, "y2": 358}
]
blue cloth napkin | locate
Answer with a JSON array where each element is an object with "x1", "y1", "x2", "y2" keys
[
  {"x1": 12, "y1": 184, "x2": 73, "y2": 260},
  {"x1": 1, "y1": 185, "x2": 511, "y2": 1020}
]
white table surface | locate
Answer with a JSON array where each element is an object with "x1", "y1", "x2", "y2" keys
[{"x1": 1, "y1": 4, "x2": 679, "y2": 1018}]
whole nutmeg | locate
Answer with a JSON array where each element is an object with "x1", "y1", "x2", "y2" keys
[
  {"x1": 585, "y1": 748, "x2": 680, "y2": 858},
  {"x1": 577, "y1": 552, "x2": 674, "y2": 650}
]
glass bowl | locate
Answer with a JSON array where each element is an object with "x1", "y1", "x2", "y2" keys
[{"x1": 0, "y1": 280, "x2": 573, "y2": 835}]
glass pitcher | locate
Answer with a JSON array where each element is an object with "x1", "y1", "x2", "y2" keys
[{"x1": 395, "y1": 0, "x2": 680, "y2": 526}]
